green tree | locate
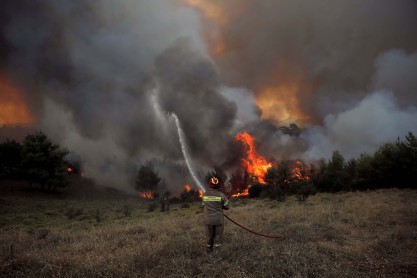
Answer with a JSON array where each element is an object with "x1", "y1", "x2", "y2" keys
[
  {"x1": 248, "y1": 182, "x2": 263, "y2": 198},
  {"x1": 0, "y1": 139, "x2": 22, "y2": 179},
  {"x1": 229, "y1": 169, "x2": 245, "y2": 195},
  {"x1": 352, "y1": 153, "x2": 376, "y2": 190},
  {"x1": 265, "y1": 162, "x2": 292, "y2": 199},
  {"x1": 21, "y1": 132, "x2": 69, "y2": 191},
  {"x1": 135, "y1": 162, "x2": 161, "y2": 194},
  {"x1": 399, "y1": 132, "x2": 417, "y2": 188},
  {"x1": 315, "y1": 151, "x2": 348, "y2": 192}
]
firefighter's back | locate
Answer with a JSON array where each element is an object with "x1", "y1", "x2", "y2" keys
[{"x1": 203, "y1": 188, "x2": 227, "y2": 225}]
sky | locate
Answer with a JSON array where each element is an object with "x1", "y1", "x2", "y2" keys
[{"x1": 0, "y1": 0, "x2": 416, "y2": 192}]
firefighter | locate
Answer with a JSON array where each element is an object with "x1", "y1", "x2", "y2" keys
[{"x1": 202, "y1": 177, "x2": 229, "y2": 253}]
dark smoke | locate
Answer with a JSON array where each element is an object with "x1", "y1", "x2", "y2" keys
[
  {"x1": 196, "y1": 0, "x2": 417, "y2": 160},
  {"x1": 0, "y1": 0, "x2": 237, "y2": 192}
]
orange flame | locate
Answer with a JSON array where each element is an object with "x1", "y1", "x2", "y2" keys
[
  {"x1": 234, "y1": 132, "x2": 272, "y2": 184},
  {"x1": 231, "y1": 188, "x2": 249, "y2": 198},
  {"x1": 0, "y1": 71, "x2": 35, "y2": 125},
  {"x1": 182, "y1": 1, "x2": 317, "y2": 125},
  {"x1": 198, "y1": 189, "x2": 203, "y2": 198},
  {"x1": 139, "y1": 192, "x2": 153, "y2": 199},
  {"x1": 184, "y1": 184, "x2": 191, "y2": 192},
  {"x1": 257, "y1": 84, "x2": 310, "y2": 125},
  {"x1": 291, "y1": 160, "x2": 310, "y2": 182}
]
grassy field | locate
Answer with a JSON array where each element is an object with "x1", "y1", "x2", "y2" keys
[{"x1": 1, "y1": 179, "x2": 417, "y2": 277}]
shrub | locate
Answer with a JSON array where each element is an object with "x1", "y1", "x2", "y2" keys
[{"x1": 248, "y1": 183, "x2": 263, "y2": 198}]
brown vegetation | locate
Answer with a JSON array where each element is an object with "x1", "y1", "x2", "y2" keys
[{"x1": 1, "y1": 183, "x2": 416, "y2": 277}]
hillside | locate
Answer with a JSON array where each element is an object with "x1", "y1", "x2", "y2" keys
[{"x1": 0, "y1": 181, "x2": 416, "y2": 277}]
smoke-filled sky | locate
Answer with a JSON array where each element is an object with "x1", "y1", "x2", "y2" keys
[{"x1": 1, "y1": 0, "x2": 416, "y2": 192}]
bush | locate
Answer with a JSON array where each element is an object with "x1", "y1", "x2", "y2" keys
[{"x1": 248, "y1": 183, "x2": 263, "y2": 198}]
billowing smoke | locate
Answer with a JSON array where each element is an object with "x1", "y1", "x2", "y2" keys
[
  {"x1": 1, "y1": 0, "x2": 417, "y2": 192},
  {"x1": 188, "y1": 0, "x2": 417, "y2": 160},
  {"x1": 0, "y1": 0, "x2": 237, "y2": 192}
]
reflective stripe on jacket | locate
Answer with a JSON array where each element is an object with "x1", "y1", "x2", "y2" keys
[{"x1": 202, "y1": 188, "x2": 229, "y2": 225}]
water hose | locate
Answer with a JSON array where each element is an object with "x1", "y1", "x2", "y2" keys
[{"x1": 224, "y1": 214, "x2": 285, "y2": 239}]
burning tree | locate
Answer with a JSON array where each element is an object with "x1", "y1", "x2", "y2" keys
[
  {"x1": 261, "y1": 160, "x2": 315, "y2": 201},
  {"x1": 228, "y1": 131, "x2": 316, "y2": 199},
  {"x1": 180, "y1": 184, "x2": 201, "y2": 202},
  {"x1": 234, "y1": 132, "x2": 272, "y2": 184},
  {"x1": 135, "y1": 162, "x2": 161, "y2": 198},
  {"x1": 228, "y1": 132, "x2": 273, "y2": 197},
  {"x1": 229, "y1": 169, "x2": 246, "y2": 196}
]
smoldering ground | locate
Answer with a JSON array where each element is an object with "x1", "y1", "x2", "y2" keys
[{"x1": 1, "y1": 0, "x2": 417, "y2": 192}]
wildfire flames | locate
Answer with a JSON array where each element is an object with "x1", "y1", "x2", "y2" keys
[
  {"x1": 231, "y1": 133, "x2": 311, "y2": 197},
  {"x1": 139, "y1": 192, "x2": 153, "y2": 199},
  {"x1": 257, "y1": 83, "x2": 311, "y2": 125},
  {"x1": 291, "y1": 161, "x2": 310, "y2": 182},
  {"x1": 184, "y1": 184, "x2": 203, "y2": 198},
  {"x1": 0, "y1": 72, "x2": 34, "y2": 125},
  {"x1": 231, "y1": 132, "x2": 272, "y2": 198},
  {"x1": 234, "y1": 132, "x2": 272, "y2": 184},
  {"x1": 231, "y1": 188, "x2": 249, "y2": 198}
]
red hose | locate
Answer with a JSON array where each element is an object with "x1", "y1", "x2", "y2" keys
[{"x1": 224, "y1": 214, "x2": 285, "y2": 239}]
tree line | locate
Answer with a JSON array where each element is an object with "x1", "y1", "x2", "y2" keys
[
  {"x1": 313, "y1": 132, "x2": 417, "y2": 192},
  {"x1": 0, "y1": 132, "x2": 68, "y2": 191},
  {"x1": 134, "y1": 132, "x2": 417, "y2": 202},
  {"x1": 2, "y1": 131, "x2": 416, "y2": 197},
  {"x1": 237, "y1": 132, "x2": 417, "y2": 200}
]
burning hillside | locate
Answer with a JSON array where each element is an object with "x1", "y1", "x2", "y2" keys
[{"x1": 0, "y1": 1, "x2": 416, "y2": 193}]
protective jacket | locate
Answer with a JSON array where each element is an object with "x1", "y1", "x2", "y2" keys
[{"x1": 202, "y1": 187, "x2": 229, "y2": 225}]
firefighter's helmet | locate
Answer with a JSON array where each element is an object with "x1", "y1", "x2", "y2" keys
[{"x1": 209, "y1": 177, "x2": 219, "y2": 188}]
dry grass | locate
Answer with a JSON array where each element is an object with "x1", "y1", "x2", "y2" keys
[{"x1": 1, "y1": 187, "x2": 417, "y2": 277}]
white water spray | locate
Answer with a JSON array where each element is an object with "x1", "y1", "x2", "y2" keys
[{"x1": 172, "y1": 114, "x2": 206, "y2": 192}]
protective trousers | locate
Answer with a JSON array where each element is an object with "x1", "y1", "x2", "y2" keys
[{"x1": 205, "y1": 224, "x2": 224, "y2": 251}]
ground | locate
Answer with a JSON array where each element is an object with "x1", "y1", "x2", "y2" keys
[{"x1": 1, "y1": 178, "x2": 417, "y2": 277}]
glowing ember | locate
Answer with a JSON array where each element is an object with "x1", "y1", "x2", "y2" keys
[
  {"x1": 67, "y1": 167, "x2": 73, "y2": 173},
  {"x1": 184, "y1": 184, "x2": 191, "y2": 192},
  {"x1": 198, "y1": 189, "x2": 203, "y2": 198},
  {"x1": 139, "y1": 192, "x2": 153, "y2": 199},
  {"x1": 234, "y1": 132, "x2": 272, "y2": 184}
]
